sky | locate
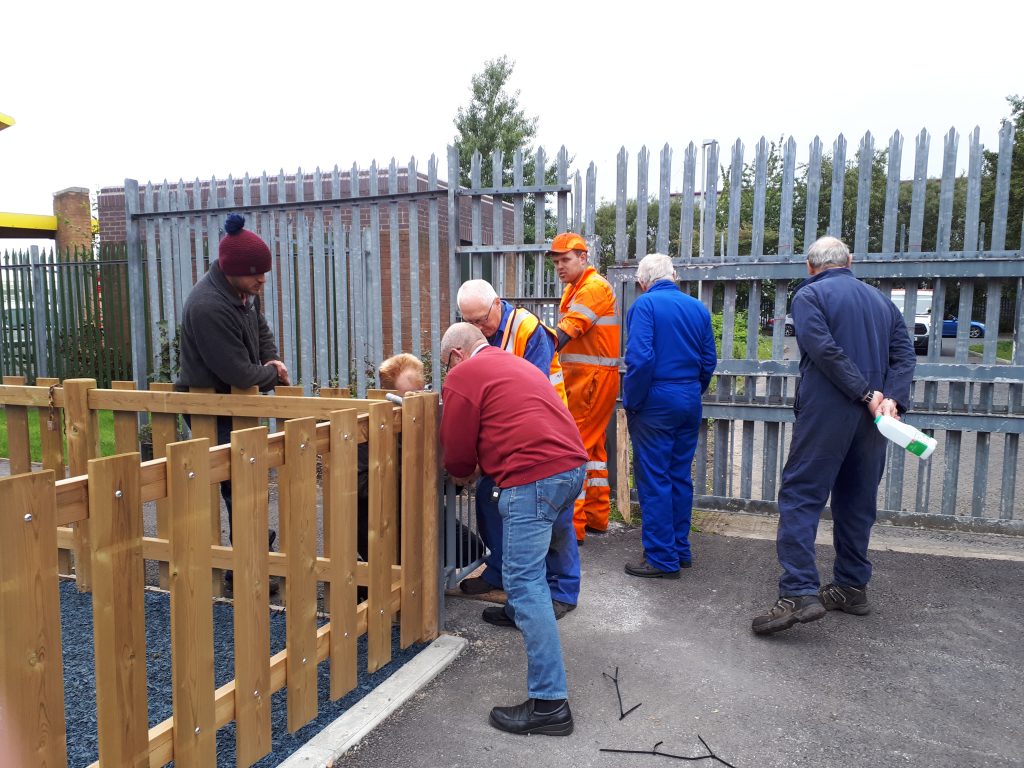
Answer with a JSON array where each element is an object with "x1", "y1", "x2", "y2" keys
[{"x1": 2, "y1": 0, "x2": 1020, "y2": 249}]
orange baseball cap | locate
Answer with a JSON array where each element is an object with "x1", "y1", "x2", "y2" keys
[{"x1": 546, "y1": 232, "x2": 588, "y2": 255}]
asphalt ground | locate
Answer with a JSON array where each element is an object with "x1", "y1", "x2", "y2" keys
[{"x1": 338, "y1": 523, "x2": 1024, "y2": 768}]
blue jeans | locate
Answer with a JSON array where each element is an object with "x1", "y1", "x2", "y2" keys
[
  {"x1": 499, "y1": 463, "x2": 585, "y2": 700},
  {"x1": 477, "y1": 474, "x2": 581, "y2": 604}
]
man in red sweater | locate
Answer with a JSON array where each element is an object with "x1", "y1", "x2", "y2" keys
[{"x1": 440, "y1": 322, "x2": 586, "y2": 736}]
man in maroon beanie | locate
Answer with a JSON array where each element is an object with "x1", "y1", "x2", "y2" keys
[{"x1": 177, "y1": 213, "x2": 290, "y2": 563}]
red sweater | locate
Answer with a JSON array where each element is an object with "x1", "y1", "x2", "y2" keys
[{"x1": 441, "y1": 345, "x2": 587, "y2": 488}]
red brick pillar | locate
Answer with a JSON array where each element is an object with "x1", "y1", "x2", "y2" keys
[{"x1": 53, "y1": 187, "x2": 93, "y2": 258}]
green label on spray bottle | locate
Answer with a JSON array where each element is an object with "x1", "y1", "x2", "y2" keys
[{"x1": 906, "y1": 439, "x2": 927, "y2": 457}]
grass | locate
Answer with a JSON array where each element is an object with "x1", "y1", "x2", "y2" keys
[
  {"x1": 969, "y1": 340, "x2": 1014, "y2": 360},
  {"x1": 0, "y1": 407, "x2": 118, "y2": 463}
]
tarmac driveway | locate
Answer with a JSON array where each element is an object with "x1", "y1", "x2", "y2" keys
[{"x1": 339, "y1": 525, "x2": 1023, "y2": 768}]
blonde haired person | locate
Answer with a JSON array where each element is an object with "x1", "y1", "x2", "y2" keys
[{"x1": 379, "y1": 352, "x2": 425, "y2": 393}]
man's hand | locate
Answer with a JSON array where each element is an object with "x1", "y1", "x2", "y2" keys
[
  {"x1": 874, "y1": 396, "x2": 900, "y2": 420},
  {"x1": 265, "y1": 359, "x2": 290, "y2": 386},
  {"x1": 866, "y1": 390, "x2": 884, "y2": 416},
  {"x1": 450, "y1": 466, "x2": 481, "y2": 485}
]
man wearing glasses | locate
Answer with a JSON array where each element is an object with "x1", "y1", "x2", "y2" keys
[
  {"x1": 440, "y1": 322, "x2": 586, "y2": 735},
  {"x1": 454, "y1": 280, "x2": 578, "y2": 626}
]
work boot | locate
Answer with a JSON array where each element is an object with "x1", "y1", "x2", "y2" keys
[
  {"x1": 489, "y1": 698, "x2": 573, "y2": 736},
  {"x1": 751, "y1": 595, "x2": 826, "y2": 635},
  {"x1": 820, "y1": 583, "x2": 870, "y2": 615}
]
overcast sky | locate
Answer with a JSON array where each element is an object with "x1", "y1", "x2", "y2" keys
[{"x1": 2, "y1": 0, "x2": 1020, "y2": 248}]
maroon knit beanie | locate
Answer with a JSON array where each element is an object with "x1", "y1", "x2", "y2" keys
[{"x1": 219, "y1": 214, "x2": 272, "y2": 275}]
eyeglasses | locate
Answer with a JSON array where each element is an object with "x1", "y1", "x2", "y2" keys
[
  {"x1": 462, "y1": 302, "x2": 494, "y2": 327},
  {"x1": 444, "y1": 349, "x2": 457, "y2": 375}
]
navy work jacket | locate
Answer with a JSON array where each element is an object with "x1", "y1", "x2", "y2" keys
[
  {"x1": 623, "y1": 279, "x2": 718, "y2": 411},
  {"x1": 791, "y1": 268, "x2": 916, "y2": 412}
]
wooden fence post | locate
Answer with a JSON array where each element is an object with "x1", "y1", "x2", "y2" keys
[
  {"x1": 63, "y1": 377, "x2": 98, "y2": 591},
  {"x1": 419, "y1": 393, "x2": 440, "y2": 640},
  {"x1": 616, "y1": 408, "x2": 633, "y2": 524},
  {"x1": 319, "y1": 385, "x2": 350, "y2": 612},
  {"x1": 366, "y1": 400, "x2": 395, "y2": 672},
  {"x1": 327, "y1": 408, "x2": 358, "y2": 700},
  {"x1": 230, "y1": 427, "x2": 272, "y2": 766},
  {"x1": 1, "y1": 375, "x2": 30, "y2": 475},
  {"x1": 167, "y1": 437, "x2": 216, "y2": 767},
  {"x1": 110, "y1": 381, "x2": 139, "y2": 453},
  {"x1": 283, "y1": 417, "x2": 318, "y2": 732},
  {"x1": 36, "y1": 376, "x2": 71, "y2": 575},
  {"x1": 89, "y1": 453, "x2": 148, "y2": 767},
  {"x1": 182, "y1": 386, "x2": 224, "y2": 597},
  {"x1": 0, "y1": 471, "x2": 68, "y2": 768},
  {"x1": 149, "y1": 381, "x2": 176, "y2": 590},
  {"x1": 399, "y1": 395, "x2": 424, "y2": 648}
]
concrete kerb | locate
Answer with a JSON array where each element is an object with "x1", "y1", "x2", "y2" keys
[{"x1": 278, "y1": 634, "x2": 467, "y2": 767}]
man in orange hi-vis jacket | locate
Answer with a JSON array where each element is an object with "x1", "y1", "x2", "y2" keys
[{"x1": 548, "y1": 232, "x2": 621, "y2": 543}]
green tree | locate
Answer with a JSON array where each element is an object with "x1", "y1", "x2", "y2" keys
[{"x1": 453, "y1": 56, "x2": 538, "y2": 189}]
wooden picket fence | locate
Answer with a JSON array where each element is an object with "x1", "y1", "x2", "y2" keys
[{"x1": 0, "y1": 377, "x2": 439, "y2": 767}]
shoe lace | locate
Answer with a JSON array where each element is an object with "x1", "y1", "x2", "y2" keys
[
  {"x1": 822, "y1": 584, "x2": 856, "y2": 604},
  {"x1": 821, "y1": 584, "x2": 844, "y2": 603},
  {"x1": 769, "y1": 597, "x2": 796, "y2": 617}
]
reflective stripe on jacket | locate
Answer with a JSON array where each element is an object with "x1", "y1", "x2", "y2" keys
[
  {"x1": 558, "y1": 265, "x2": 620, "y2": 369},
  {"x1": 500, "y1": 306, "x2": 569, "y2": 405}
]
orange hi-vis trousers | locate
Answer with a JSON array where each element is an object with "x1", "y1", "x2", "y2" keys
[{"x1": 564, "y1": 363, "x2": 619, "y2": 540}]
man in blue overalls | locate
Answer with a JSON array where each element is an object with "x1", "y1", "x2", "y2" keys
[
  {"x1": 752, "y1": 236, "x2": 917, "y2": 635},
  {"x1": 455, "y1": 279, "x2": 579, "y2": 624}
]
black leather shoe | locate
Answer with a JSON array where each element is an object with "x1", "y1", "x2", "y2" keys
[
  {"x1": 489, "y1": 698, "x2": 574, "y2": 736},
  {"x1": 482, "y1": 605, "x2": 516, "y2": 628},
  {"x1": 624, "y1": 559, "x2": 681, "y2": 579},
  {"x1": 552, "y1": 600, "x2": 576, "y2": 620},
  {"x1": 460, "y1": 576, "x2": 503, "y2": 596},
  {"x1": 484, "y1": 601, "x2": 576, "y2": 628}
]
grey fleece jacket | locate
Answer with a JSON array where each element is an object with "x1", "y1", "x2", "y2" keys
[{"x1": 176, "y1": 261, "x2": 281, "y2": 393}]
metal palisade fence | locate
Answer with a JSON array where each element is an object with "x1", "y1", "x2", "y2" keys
[
  {"x1": 2, "y1": 121, "x2": 1020, "y2": 529},
  {"x1": 0, "y1": 245, "x2": 132, "y2": 386},
  {"x1": 604, "y1": 126, "x2": 1023, "y2": 533},
  {"x1": 122, "y1": 161, "x2": 453, "y2": 396}
]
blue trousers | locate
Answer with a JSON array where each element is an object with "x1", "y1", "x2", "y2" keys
[
  {"x1": 499, "y1": 463, "x2": 585, "y2": 700},
  {"x1": 776, "y1": 400, "x2": 887, "y2": 596},
  {"x1": 476, "y1": 474, "x2": 581, "y2": 605},
  {"x1": 627, "y1": 382, "x2": 702, "y2": 572}
]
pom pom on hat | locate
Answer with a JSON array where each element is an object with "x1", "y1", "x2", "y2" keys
[{"x1": 219, "y1": 214, "x2": 272, "y2": 276}]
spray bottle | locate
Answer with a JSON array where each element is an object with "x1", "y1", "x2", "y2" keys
[{"x1": 874, "y1": 414, "x2": 936, "y2": 459}]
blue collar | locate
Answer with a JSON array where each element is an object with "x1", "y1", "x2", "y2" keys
[
  {"x1": 486, "y1": 300, "x2": 515, "y2": 345},
  {"x1": 646, "y1": 279, "x2": 679, "y2": 293}
]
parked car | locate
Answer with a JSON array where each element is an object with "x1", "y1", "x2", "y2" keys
[
  {"x1": 764, "y1": 314, "x2": 796, "y2": 336},
  {"x1": 890, "y1": 289, "x2": 933, "y2": 355},
  {"x1": 942, "y1": 314, "x2": 985, "y2": 338}
]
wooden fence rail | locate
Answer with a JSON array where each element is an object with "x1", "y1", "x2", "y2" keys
[{"x1": 0, "y1": 379, "x2": 439, "y2": 768}]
